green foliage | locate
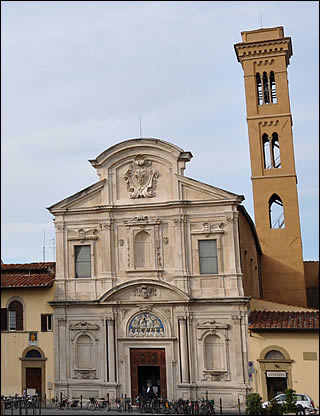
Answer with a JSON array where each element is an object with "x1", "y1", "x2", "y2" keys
[
  {"x1": 268, "y1": 399, "x2": 284, "y2": 415},
  {"x1": 245, "y1": 393, "x2": 264, "y2": 415},
  {"x1": 283, "y1": 389, "x2": 297, "y2": 414}
]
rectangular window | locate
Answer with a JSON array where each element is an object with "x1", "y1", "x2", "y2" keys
[
  {"x1": 9, "y1": 310, "x2": 16, "y2": 331},
  {"x1": 41, "y1": 314, "x2": 53, "y2": 332},
  {"x1": 199, "y1": 240, "x2": 218, "y2": 274},
  {"x1": 75, "y1": 245, "x2": 91, "y2": 278}
]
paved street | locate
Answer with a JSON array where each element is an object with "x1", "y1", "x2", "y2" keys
[{"x1": 1, "y1": 405, "x2": 246, "y2": 416}]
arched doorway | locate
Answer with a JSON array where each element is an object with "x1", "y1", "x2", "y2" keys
[
  {"x1": 20, "y1": 347, "x2": 47, "y2": 398},
  {"x1": 258, "y1": 346, "x2": 293, "y2": 400}
]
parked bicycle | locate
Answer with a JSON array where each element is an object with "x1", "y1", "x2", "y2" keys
[{"x1": 87, "y1": 396, "x2": 110, "y2": 411}]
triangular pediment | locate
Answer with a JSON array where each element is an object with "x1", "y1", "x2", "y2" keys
[
  {"x1": 178, "y1": 175, "x2": 243, "y2": 202},
  {"x1": 47, "y1": 179, "x2": 106, "y2": 212}
]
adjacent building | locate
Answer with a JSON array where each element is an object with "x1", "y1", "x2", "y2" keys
[{"x1": 1, "y1": 262, "x2": 55, "y2": 399}]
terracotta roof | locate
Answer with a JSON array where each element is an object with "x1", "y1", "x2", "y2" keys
[
  {"x1": 1, "y1": 273, "x2": 55, "y2": 288},
  {"x1": 250, "y1": 297, "x2": 319, "y2": 311},
  {"x1": 249, "y1": 310, "x2": 319, "y2": 330},
  {"x1": 1, "y1": 262, "x2": 55, "y2": 271}
]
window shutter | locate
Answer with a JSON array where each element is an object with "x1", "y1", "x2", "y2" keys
[
  {"x1": 15, "y1": 301, "x2": 23, "y2": 331},
  {"x1": 1, "y1": 308, "x2": 8, "y2": 331},
  {"x1": 41, "y1": 314, "x2": 47, "y2": 332}
]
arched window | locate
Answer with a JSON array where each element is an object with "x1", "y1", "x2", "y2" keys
[
  {"x1": 204, "y1": 334, "x2": 224, "y2": 370},
  {"x1": 270, "y1": 71, "x2": 277, "y2": 103},
  {"x1": 26, "y1": 349, "x2": 42, "y2": 358},
  {"x1": 272, "y1": 133, "x2": 281, "y2": 168},
  {"x1": 134, "y1": 231, "x2": 151, "y2": 268},
  {"x1": 263, "y1": 72, "x2": 270, "y2": 104},
  {"x1": 8, "y1": 300, "x2": 23, "y2": 331},
  {"x1": 269, "y1": 194, "x2": 285, "y2": 229},
  {"x1": 76, "y1": 335, "x2": 93, "y2": 369},
  {"x1": 256, "y1": 73, "x2": 263, "y2": 105},
  {"x1": 265, "y1": 350, "x2": 285, "y2": 360},
  {"x1": 263, "y1": 134, "x2": 272, "y2": 169}
]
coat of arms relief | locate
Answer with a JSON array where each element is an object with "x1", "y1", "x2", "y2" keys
[{"x1": 124, "y1": 154, "x2": 159, "y2": 199}]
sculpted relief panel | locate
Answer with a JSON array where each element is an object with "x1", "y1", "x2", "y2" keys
[{"x1": 124, "y1": 154, "x2": 159, "y2": 199}]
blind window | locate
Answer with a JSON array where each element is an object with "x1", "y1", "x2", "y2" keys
[{"x1": 199, "y1": 240, "x2": 218, "y2": 274}]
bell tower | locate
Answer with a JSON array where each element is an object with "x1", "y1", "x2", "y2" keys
[{"x1": 234, "y1": 27, "x2": 307, "y2": 306}]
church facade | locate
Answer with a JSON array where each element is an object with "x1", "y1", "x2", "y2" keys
[{"x1": 48, "y1": 138, "x2": 254, "y2": 407}]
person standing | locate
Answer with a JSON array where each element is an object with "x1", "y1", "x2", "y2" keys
[{"x1": 142, "y1": 379, "x2": 155, "y2": 401}]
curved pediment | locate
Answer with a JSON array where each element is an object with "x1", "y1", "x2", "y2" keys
[{"x1": 98, "y1": 279, "x2": 190, "y2": 303}]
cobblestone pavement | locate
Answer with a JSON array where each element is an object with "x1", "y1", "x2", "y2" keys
[{"x1": 1, "y1": 405, "x2": 246, "y2": 416}]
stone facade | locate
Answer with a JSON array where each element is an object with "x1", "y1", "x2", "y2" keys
[{"x1": 48, "y1": 138, "x2": 251, "y2": 406}]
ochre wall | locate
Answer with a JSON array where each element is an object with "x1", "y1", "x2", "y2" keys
[
  {"x1": 238, "y1": 208, "x2": 262, "y2": 298},
  {"x1": 304, "y1": 261, "x2": 319, "y2": 289},
  {"x1": 248, "y1": 331, "x2": 319, "y2": 407},
  {"x1": 234, "y1": 27, "x2": 307, "y2": 307},
  {"x1": 1, "y1": 286, "x2": 55, "y2": 399}
]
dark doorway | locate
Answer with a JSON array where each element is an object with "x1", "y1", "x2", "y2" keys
[
  {"x1": 26, "y1": 367, "x2": 41, "y2": 396},
  {"x1": 138, "y1": 366, "x2": 161, "y2": 396},
  {"x1": 267, "y1": 376, "x2": 287, "y2": 400},
  {"x1": 130, "y1": 348, "x2": 167, "y2": 402}
]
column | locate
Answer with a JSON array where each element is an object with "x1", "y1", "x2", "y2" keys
[
  {"x1": 179, "y1": 318, "x2": 189, "y2": 383},
  {"x1": 240, "y1": 310, "x2": 249, "y2": 384},
  {"x1": 100, "y1": 220, "x2": 113, "y2": 278},
  {"x1": 107, "y1": 319, "x2": 116, "y2": 382},
  {"x1": 58, "y1": 319, "x2": 67, "y2": 381}
]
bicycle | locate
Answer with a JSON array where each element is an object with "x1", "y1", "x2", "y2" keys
[
  {"x1": 115, "y1": 397, "x2": 124, "y2": 412},
  {"x1": 160, "y1": 398, "x2": 175, "y2": 414},
  {"x1": 87, "y1": 396, "x2": 105, "y2": 410}
]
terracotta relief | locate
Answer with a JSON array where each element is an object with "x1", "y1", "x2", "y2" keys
[
  {"x1": 124, "y1": 154, "x2": 159, "y2": 198},
  {"x1": 128, "y1": 312, "x2": 164, "y2": 337}
]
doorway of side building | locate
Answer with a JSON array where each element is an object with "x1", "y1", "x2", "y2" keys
[
  {"x1": 21, "y1": 347, "x2": 46, "y2": 398},
  {"x1": 130, "y1": 348, "x2": 167, "y2": 402},
  {"x1": 26, "y1": 368, "x2": 42, "y2": 396},
  {"x1": 266, "y1": 375, "x2": 288, "y2": 400}
]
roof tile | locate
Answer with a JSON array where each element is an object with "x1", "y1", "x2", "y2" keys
[
  {"x1": 1, "y1": 273, "x2": 55, "y2": 288},
  {"x1": 249, "y1": 310, "x2": 319, "y2": 330}
]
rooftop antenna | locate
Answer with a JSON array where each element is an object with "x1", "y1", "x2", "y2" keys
[
  {"x1": 260, "y1": 11, "x2": 263, "y2": 28},
  {"x1": 43, "y1": 230, "x2": 46, "y2": 262},
  {"x1": 139, "y1": 115, "x2": 143, "y2": 138},
  {"x1": 49, "y1": 238, "x2": 56, "y2": 262}
]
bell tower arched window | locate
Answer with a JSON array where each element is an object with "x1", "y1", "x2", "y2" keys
[
  {"x1": 270, "y1": 71, "x2": 277, "y2": 103},
  {"x1": 272, "y1": 133, "x2": 281, "y2": 168},
  {"x1": 263, "y1": 72, "x2": 270, "y2": 104},
  {"x1": 256, "y1": 73, "x2": 263, "y2": 105},
  {"x1": 256, "y1": 71, "x2": 277, "y2": 105},
  {"x1": 269, "y1": 194, "x2": 285, "y2": 229},
  {"x1": 262, "y1": 133, "x2": 281, "y2": 169},
  {"x1": 263, "y1": 134, "x2": 271, "y2": 169}
]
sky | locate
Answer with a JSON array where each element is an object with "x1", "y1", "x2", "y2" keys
[{"x1": 1, "y1": 1, "x2": 319, "y2": 264}]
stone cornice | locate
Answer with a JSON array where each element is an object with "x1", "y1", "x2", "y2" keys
[{"x1": 234, "y1": 37, "x2": 292, "y2": 65}]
